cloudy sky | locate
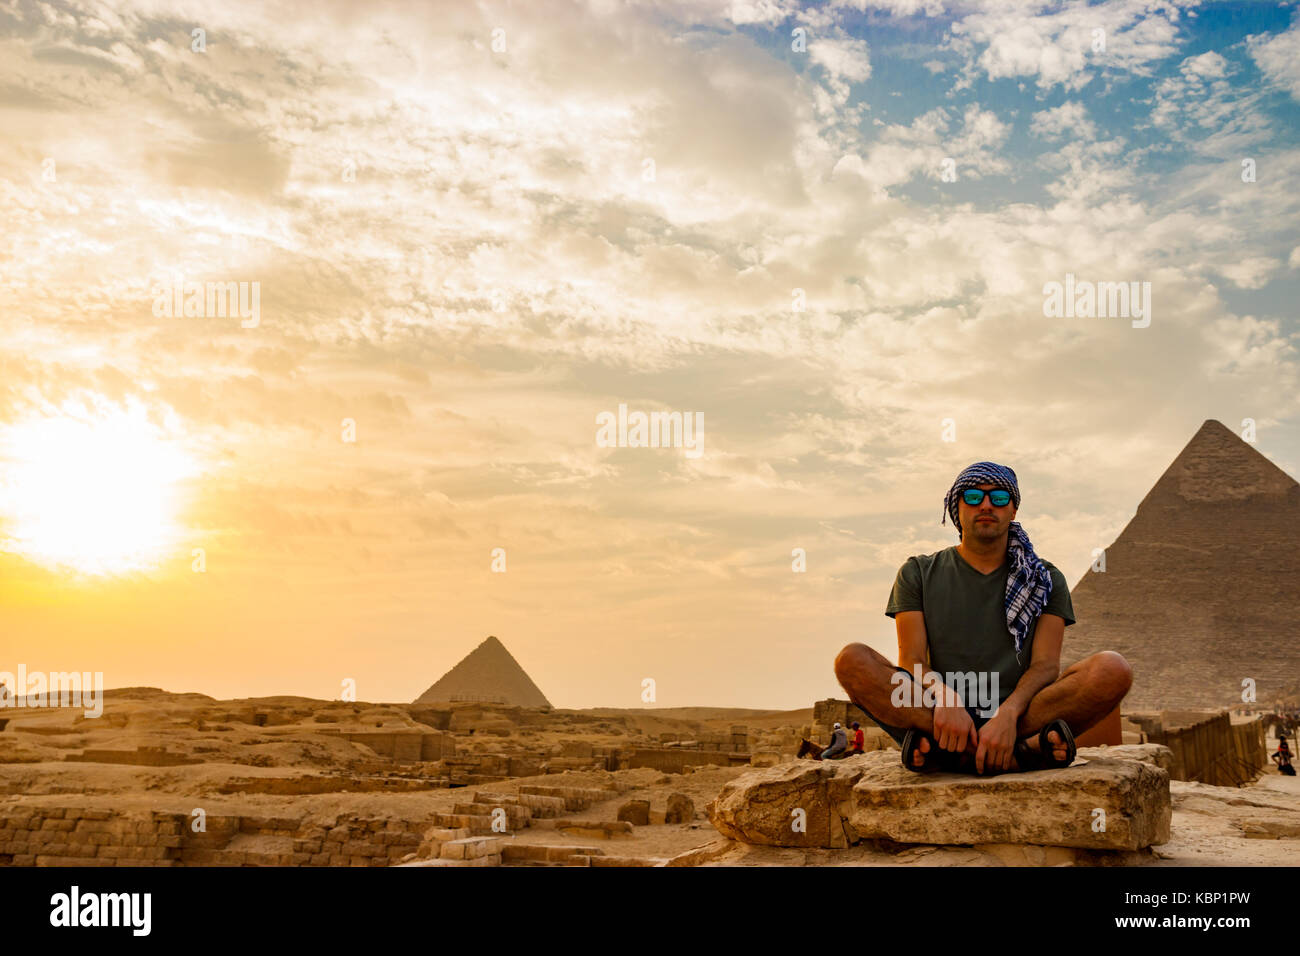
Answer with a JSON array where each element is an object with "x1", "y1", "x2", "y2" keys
[{"x1": 1, "y1": 0, "x2": 1297, "y2": 709}]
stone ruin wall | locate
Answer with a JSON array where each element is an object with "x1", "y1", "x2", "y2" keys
[
  {"x1": 321, "y1": 730, "x2": 456, "y2": 762},
  {"x1": 653, "y1": 726, "x2": 753, "y2": 753},
  {"x1": 328, "y1": 724, "x2": 761, "y2": 779},
  {"x1": 0, "y1": 807, "x2": 427, "y2": 867},
  {"x1": 624, "y1": 748, "x2": 751, "y2": 773},
  {"x1": 0, "y1": 780, "x2": 688, "y2": 868}
]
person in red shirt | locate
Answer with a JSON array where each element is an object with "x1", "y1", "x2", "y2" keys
[{"x1": 850, "y1": 721, "x2": 865, "y2": 754}]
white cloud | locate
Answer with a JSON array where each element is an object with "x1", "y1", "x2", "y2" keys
[
  {"x1": 1202, "y1": 315, "x2": 1298, "y2": 378},
  {"x1": 1218, "y1": 257, "x2": 1279, "y2": 290},
  {"x1": 946, "y1": 0, "x2": 1191, "y2": 92},
  {"x1": 1037, "y1": 138, "x2": 1134, "y2": 200},
  {"x1": 810, "y1": 33, "x2": 872, "y2": 84},
  {"x1": 832, "y1": 0, "x2": 947, "y2": 15},
  {"x1": 1248, "y1": 16, "x2": 1300, "y2": 101},
  {"x1": 725, "y1": 0, "x2": 803, "y2": 26},
  {"x1": 832, "y1": 103, "x2": 1010, "y2": 192},
  {"x1": 1149, "y1": 50, "x2": 1269, "y2": 157},
  {"x1": 1030, "y1": 101, "x2": 1096, "y2": 141},
  {"x1": 1181, "y1": 50, "x2": 1227, "y2": 79},
  {"x1": 806, "y1": 29, "x2": 873, "y2": 117}
]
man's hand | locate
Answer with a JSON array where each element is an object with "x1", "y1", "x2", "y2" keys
[
  {"x1": 932, "y1": 703, "x2": 978, "y2": 755},
  {"x1": 974, "y1": 709, "x2": 1018, "y2": 774}
]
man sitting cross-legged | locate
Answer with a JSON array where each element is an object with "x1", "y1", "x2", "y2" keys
[{"x1": 834, "y1": 461, "x2": 1132, "y2": 775}]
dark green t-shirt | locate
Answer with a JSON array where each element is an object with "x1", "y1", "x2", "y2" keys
[{"x1": 884, "y1": 546, "x2": 1075, "y2": 707}]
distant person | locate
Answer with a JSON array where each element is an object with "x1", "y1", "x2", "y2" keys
[
  {"x1": 849, "y1": 721, "x2": 865, "y2": 754},
  {"x1": 834, "y1": 462, "x2": 1133, "y2": 775},
  {"x1": 820, "y1": 722, "x2": 848, "y2": 761},
  {"x1": 1272, "y1": 738, "x2": 1295, "y2": 776}
]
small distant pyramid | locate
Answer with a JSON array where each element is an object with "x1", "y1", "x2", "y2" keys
[
  {"x1": 414, "y1": 635, "x2": 551, "y2": 709},
  {"x1": 1066, "y1": 420, "x2": 1300, "y2": 711}
]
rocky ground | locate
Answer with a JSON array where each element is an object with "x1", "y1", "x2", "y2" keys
[{"x1": 0, "y1": 690, "x2": 1295, "y2": 866}]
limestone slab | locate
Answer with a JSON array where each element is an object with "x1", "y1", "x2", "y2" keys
[
  {"x1": 705, "y1": 755, "x2": 872, "y2": 848},
  {"x1": 439, "y1": 836, "x2": 504, "y2": 860},
  {"x1": 1080, "y1": 743, "x2": 1174, "y2": 771},
  {"x1": 850, "y1": 750, "x2": 1170, "y2": 850},
  {"x1": 707, "y1": 746, "x2": 1172, "y2": 851}
]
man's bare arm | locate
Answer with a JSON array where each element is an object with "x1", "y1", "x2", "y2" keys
[
  {"x1": 997, "y1": 612, "x2": 1065, "y2": 722},
  {"x1": 895, "y1": 610, "x2": 928, "y2": 673},
  {"x1": 895, "y1": 611, "x2": 960, "y2": 707}
]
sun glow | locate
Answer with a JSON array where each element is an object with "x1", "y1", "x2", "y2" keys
[{"x1": 0, "y1": 400, "x2": 196, "y2": 576}]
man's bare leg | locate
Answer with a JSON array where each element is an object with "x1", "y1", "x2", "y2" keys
[
  {"x1": 833, "y1": 643, "x2": 947, "y2": 768},
  {"x1": 1008, "y1": 651, "x2": 1132, "y2": 767}
]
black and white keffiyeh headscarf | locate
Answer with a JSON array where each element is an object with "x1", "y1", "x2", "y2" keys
[{"x1": 940, "y1": 461, "x2": 1053, "y2": 660}]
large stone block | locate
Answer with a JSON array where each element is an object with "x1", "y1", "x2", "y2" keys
[
  {"x1": 706, "y1": 745, "x2": 1173, "y2": 851},
  {"x1": 664, "y1": 792, "x2": 695, "y2": 824},
  {"x1": 706, "y1": 756, "x2": 871, "y2": 848},
  {"x1": 556, "y1": 821, "x2": 634, "y2": 840},
  {"x1": 849, "y1": 748, "x2": 1171, "y2": 850},
  {"x1": 617, "y1": 800, "x2": 650, "y2": 826},
  {"x1": 440, "y1": 836, "x2": 504, "y2": 860},
  {"x1": 507, "y1": 756, "x2": 542, "y2": 777}
]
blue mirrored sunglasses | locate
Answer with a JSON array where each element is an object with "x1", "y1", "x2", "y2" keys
[{"x1": 962, "y1": 488, "x2": 1012, "y2": 507}]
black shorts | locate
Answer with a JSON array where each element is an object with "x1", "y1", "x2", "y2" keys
[{"x1": 858, "y1": 665, "x2": 994, "y2": 747}]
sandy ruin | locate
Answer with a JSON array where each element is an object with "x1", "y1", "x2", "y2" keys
[{"x1": 1, "y1": 687, "x2": 1296, "y2": 867}]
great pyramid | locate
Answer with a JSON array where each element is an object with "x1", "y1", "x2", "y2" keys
[
  {"x1": 1065, "y1": 419, "x2": 1300, "y2": 712},
  {"x1": 414, "y1": 635, "x2": 551, "y2": 709}
]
